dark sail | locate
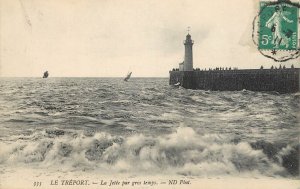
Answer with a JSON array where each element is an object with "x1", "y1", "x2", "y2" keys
[
  {"x1": 124, "y1": 72, "x2": 132, "y2": 82},
  {"x1": 43, "y1": 71, "x2": 49, "y2": 78}
]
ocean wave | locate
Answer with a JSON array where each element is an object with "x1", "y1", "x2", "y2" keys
[
  {"x1": 0, "y1": 127, "x2": 298, "y2": 177},
  {"x1": 0, "y1": 78, "x2": 299, "y2": 177}
]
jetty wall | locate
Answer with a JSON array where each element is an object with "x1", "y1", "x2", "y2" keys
[{"x1": 169, "y1": 68, "x2": 300, "y2": 93}]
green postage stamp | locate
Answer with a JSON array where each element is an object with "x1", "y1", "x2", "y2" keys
[
  {"x1": 259, "y1": 2, "x2": 298, "y2": 50},
  {"x1": 253, "y1": 0, "x2": 299, "y2": 61}
]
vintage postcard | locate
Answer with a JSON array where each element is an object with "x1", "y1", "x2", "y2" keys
[{"x1": 0, "y1": 0, "x2": 299, "y2": 189}]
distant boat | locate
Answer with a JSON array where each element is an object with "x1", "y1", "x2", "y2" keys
[
  {"x1": 43, "y1": 71, "x2": 49, "y2": 78},
  {"x1": 174, "y1": 82, "x2": 180, "y2": 86},
  {"x1": 124, "y1": 72, "x2": 132, "y2": 82}
]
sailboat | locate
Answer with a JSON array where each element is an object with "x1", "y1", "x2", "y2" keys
[
  {"x1": 43, "y1": 71, "x2": 49, "y2": 78},
  {"x1": 124, "y1": 72, "x2": 132, "y2": 82}
]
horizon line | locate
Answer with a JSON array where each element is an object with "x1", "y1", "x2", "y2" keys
[{"x1": 0, "y1": 76, "x2": 169, "y2": 78}]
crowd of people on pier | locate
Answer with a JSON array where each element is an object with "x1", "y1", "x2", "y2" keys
[
  {"x1": 265, "y1": 64, "x2": 295, "y2": 69},
  {"x1": 171, "y1": 64, "x2": 295, "y2": 72}
]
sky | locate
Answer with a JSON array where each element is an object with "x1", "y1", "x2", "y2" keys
[{"x1": 0, "y1": 0, "x2": 299, "y2": 77}]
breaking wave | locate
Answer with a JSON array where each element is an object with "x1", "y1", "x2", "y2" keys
[
  {"x1": 0, "y1": 127, "x2": 298, "y2": 177},
  {"x1": 0, "y1": 78, "x2": 299, "y2": 178}
]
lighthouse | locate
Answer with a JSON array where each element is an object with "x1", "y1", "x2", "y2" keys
[
  {"x1": 169, "y1": 29, "x2": 300, "y2": 93},
  {"x1": 183, "y1": 31, "x2": 194, "y2": 71}
]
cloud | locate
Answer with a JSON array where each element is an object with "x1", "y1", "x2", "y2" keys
[{"x1": 0, "y1": 0, "x2": 298, "y2": 77}]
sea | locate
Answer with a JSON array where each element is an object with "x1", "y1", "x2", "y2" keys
[{"x1": 0, "y1": 78, "x2": 299, "y2": 177}]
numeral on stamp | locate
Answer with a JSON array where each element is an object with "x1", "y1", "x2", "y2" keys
[{"x1": 261, "y1": 35, "x2": 272, "y2": 45}]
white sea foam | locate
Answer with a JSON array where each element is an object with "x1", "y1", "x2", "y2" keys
[{"x1": 0, "y1": 126, "x2": 291, "y2": 177}]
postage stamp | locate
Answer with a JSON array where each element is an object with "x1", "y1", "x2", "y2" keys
[
  {"x1": 252, "y1": 0, "x2": 300, "y2": 62},
  {"x1": 259, "y1": 2, "x2": 298, "y2": 50}
]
